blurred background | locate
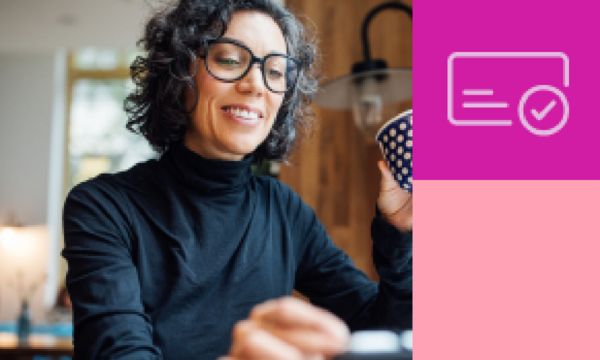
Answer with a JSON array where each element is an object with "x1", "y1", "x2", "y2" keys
[{"x1": 0, "y1": 0, "x2": 411, "y2": 355}]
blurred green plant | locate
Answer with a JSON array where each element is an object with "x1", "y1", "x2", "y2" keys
[{"x1": 251, "y1": 160, "x2": 280, "y2": 178}]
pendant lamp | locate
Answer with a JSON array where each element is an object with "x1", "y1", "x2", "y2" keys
[{"x1": 313, "y1": 2, "x2": 413, "y2": 139}]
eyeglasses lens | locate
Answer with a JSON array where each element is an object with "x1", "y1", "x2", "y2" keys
[
  {"x1": 207, "y1": 42, "x2": 250, "y2": 80},
  {"x1": 207, "y1": 42, "x2": 298, "y2": 93}
]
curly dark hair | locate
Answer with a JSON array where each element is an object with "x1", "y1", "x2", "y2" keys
[{"x1": 124, "y1": 0, "x2": 319, "y2": 163}]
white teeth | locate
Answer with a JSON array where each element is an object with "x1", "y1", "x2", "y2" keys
[{"x1": 226, "y1": 107, "x2": 259, "y2": 120}]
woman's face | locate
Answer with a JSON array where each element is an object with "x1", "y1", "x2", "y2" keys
[{"x1": 184, "y1": 11, "x2": 288, "y2": 161}]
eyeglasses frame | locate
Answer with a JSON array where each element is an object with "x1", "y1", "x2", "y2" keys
[{"x1": 201, "y1": 38, "x2": 302, "y2": 94}]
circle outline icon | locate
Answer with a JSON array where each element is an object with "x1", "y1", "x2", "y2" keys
[{"x1": 518, "y1": 85, "x2": 569, "y2": 136}]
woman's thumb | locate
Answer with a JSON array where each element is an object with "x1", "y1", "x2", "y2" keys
[{"x1": 378, "y1": 161, "x2": 394, "y2": 182}]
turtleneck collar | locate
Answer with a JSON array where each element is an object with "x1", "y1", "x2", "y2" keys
[{"x1": 161, "y1": 141, "x2": 254, "y2": 195}]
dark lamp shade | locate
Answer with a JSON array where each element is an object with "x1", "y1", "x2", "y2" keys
[
  {"x1": 313, "y1": 68, "x2": 412, "y2": 109},
  {"x1": 313, "y1": 68, "x2": 412, "y2": 139}
]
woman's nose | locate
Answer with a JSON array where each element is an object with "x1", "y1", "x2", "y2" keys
[{"x1": 236, "y1": 64, "x2": 266, "y2": 96}]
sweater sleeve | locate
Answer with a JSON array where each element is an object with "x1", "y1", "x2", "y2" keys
[
  {"x1": 292, "y1": 192, "x2": 412, "y2": 331},
  {"x1": 62, "y1": 179, "x2": 162, "y2": 360}
]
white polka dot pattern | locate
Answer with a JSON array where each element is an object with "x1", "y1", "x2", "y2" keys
[{"x1": 376, "y1": 110, "x2": 413, "y2": 194}]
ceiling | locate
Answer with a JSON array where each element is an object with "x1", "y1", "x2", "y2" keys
[{"x1": 0, "y1": 0, "x2": 285, "y2": 53}]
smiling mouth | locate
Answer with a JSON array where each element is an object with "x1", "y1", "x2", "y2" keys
[{"x1": 222, "y1": 106, "x2": 263, "y2": 120}]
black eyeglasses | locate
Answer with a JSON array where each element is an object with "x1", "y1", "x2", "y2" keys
[{"x1": 202, "y1": 38, "x2": 301, "y2": 94}]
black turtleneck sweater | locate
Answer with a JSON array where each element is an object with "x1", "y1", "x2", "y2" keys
[{"x1": 62, "y1": 142, "x2": 412, "y2": 360}]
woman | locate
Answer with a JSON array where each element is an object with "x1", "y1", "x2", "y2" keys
[{"x1": 62, "y1": 0, "x2": 412, "y2": 359}]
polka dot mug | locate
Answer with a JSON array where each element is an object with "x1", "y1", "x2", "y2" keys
[{"x1": 375, "y1": 109, "x2": 413, "y2": 194}]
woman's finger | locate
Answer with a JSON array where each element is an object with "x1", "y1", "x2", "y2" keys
[
  {"x1": 261, "y1": 326, "x2": 347, "y2": 357},
  {"x1": 378, "y1": 161, "x2": 396, "y2": 190},
  {"x1": 230, "y1": 320, "x2": 305, "y2": 360},
  {"x1": 249, "y1": 297, "x2": 349, "y2": 346},
  {"x1": 377, "y1": 160, "x2": 413, "y2": 231}
]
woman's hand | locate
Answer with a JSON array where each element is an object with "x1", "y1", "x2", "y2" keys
[
  {"x1": 220, "y1": 297, "x2": 349, "y2": 360},
  {"x1": 377, "y1": 160, "x2": 412, "y2": 233}
]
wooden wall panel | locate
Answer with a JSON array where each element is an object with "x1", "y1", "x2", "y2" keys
[{"x1": 281, "y1": 0, "x2": 412, "y2": 280}]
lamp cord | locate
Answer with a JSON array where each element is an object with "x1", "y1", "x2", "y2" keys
[{"x1": 361, "y1": 2, "x2": 413, "y2": 62}]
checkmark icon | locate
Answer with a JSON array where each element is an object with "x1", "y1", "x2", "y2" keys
[{"x1": 531, "y1": 100, "x2": 557, "y2": 121}]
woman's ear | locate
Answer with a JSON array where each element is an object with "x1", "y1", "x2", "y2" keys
[
  {"x1": 183, "y1": 79, "x2": 199, "y2": 114},
  {"x1": 183, "y1": 55, "x2": 200, "y2": 113},
  {"x1": 188, "y1": 53, "x2": 200, "y2": 75}
]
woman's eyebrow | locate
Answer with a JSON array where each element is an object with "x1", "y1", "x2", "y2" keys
[{"x1": 220, "y1": 36, "x2": 286, "y2": 55}]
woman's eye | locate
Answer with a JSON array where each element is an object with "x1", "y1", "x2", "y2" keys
[
  {"x1": 268, "y1": 69, "x2": 283, "y2": 79},
  {"x1": 217, "y1": 58, "x2": 240, "y2": 66}
]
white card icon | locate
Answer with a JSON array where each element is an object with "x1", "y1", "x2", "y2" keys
[{"x1": 447, "y1": 52, "x2": 569, "y2": 136}]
